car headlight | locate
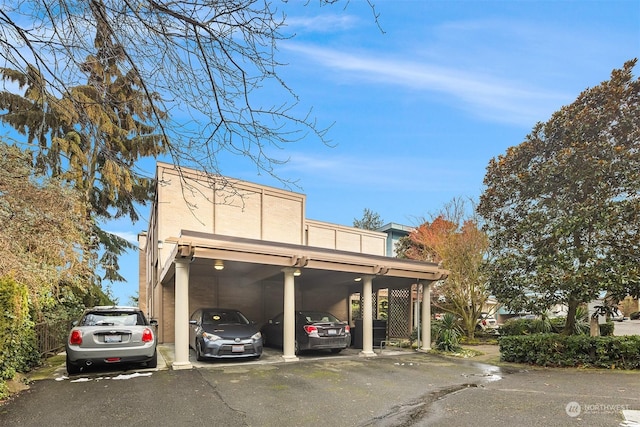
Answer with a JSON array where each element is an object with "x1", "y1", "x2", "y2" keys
[
  {"x1": 251, "y1": 331, "x2": 262, "y2": 341},
  {"x1": 202, "y1": 332, "x2": 222, "y2": 341}
]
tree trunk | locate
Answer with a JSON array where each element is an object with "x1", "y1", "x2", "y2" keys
[
  {"x1": 466, "y1": 319, "x2": 475, "y2": 340},
  {"x1": 563, "y1": 298, "x2": 579, "y2": 335}
]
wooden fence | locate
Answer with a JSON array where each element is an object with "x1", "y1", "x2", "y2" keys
[{"x1": 34, "y1": 320, "x2": 71, "y2": 357}]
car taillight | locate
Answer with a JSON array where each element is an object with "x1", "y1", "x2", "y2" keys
[
  {"x1": 142, "y1": 328, "x2": 154, "y2": 343},
  {"x1": 482, "y1": 320, "x2": 487, "y2": 326},
  {"x1": 69, "y1": 330, "x2": 82, "y2": 345},
  {"x1": 344, "y1": 325, "x2": 350, "y2": 333},
  {"x1": 303, "y1": 325, "x2": 318, "y2": 335}
]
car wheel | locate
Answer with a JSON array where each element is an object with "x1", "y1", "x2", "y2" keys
[
  {"x1": 146, "y1": 350, "x2": 158, "y2": 368},
  {"x1": 261, "y1": 332, "x2": 268, "y2": 347},
  {"x1": 66, "y1": 356, "x2": 81, "y2": 375},
  {"x1": 196, "y1": 341, "x2": 205, "y2": 361},
  {"x1": 330, "y1": 348, "x2": 342, "y2": 354}
]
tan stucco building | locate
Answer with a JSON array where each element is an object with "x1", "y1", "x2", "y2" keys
[{"x1": 139, "y1": 162, "x2": 448, "y2": 369}]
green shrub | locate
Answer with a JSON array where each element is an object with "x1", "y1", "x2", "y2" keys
[
  {"x1": 500, "y1": 316, "x2": 599, "y2": 336},
  {"x1": 599, "y1": 321, "x2": 614, "y2": 336},
  {"x1": 499, "y1": 334, "x2": 640, "y2": 369},
  {"x1": 432, "y1": 313, "x2": 462, "y2": 352},
  {"x1": 498, "y1": 318, "x2": 534, "y2": 336},
  {"x1": 0, "y1": 277, "x2": 39, "y2": 399},
  {"x1": 549, "y1": 317, "x2": 566, "y2": 333}
]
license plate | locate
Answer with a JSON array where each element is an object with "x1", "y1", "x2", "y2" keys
[
  {"x1": 328, "y1": 329, "x2": 338, "y2": 335},
  {"x1": 232, "y1": 344, "x2": 245, "y2": 353},
  {"x1": 104, "y1": 334, "x2": 121, "y2": 343}
]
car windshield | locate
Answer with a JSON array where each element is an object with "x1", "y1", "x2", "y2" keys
[
  {"x1": 302, "y1": 312, "x2": 340, "y2": 323},
  {"x1": 81, "y1": 312, "x2": 144, "y2": 326},
  {"x1": 202, "y1": 310, "x2": 249, "y2": 325}
]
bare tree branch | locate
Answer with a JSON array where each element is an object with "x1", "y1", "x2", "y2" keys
[{"x1": 1, "y1": 1, "x2": 379, "y2": 190}]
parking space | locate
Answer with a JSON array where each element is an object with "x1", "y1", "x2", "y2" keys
[
  {"x1": 177, "y1": 344, "x2": 413, "y2": 369},
  {"x1": 54, "y1": 319, "x2": 639, "y2": 379},
  {"x1": 48, "y1": 343, "x2": 414, "y2": 381}
]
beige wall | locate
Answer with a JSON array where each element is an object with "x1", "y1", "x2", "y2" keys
[
  {"x1": 299, "y1": 285, "x2": 351, "y2": 321},
  {"x1": 155, "y1": 163, "x2": 306, "y2": 262},
  {"x1": 144, "y1": 163, "x2": 397, "y2": 343},
  {"x1": 305, "y1": 219, "x2": 386, "y2": 256},
  {"x1": 137, "y1": 233, "x2": 148, "y2": 313},
  {"x1": 160, "y1": 282, "x2": 174, "y2": 343}
]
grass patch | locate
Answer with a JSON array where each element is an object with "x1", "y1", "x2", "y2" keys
[
  {"x1": 28, "y1": 354, "x2": 65, "y2": 381},
  {"x1": 432, "y1": 347, "x2": 485, "y2": 359}
]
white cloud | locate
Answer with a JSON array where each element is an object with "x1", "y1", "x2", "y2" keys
[
  {"x1": 281, "y1": 42, "x2": 567, "y2": 126},
  {"x1": 280, "y1": 151, "x2": 478, "y2": 193},
  {"x1": 285, "y1": 14, "x2": 360, "y2": 33}
]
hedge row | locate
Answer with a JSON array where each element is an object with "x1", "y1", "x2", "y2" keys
[
  {"x1": 0, "y1": 277, "x2": 40, "y2": 399},
  {"x1": 498, "y1": 317, "x2": 614, "y2": 336},
  {"x1": 499, "y1": 334, "x2": 640, "y2": 369}
]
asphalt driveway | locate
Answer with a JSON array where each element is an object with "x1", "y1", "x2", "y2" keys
[{"x1": 1, "y1": 343, "x2": 639, "y2": 427}]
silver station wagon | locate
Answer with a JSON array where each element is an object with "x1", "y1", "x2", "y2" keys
[{"x1": 65, "y1": 306, "x2": 158, "y2": 374}]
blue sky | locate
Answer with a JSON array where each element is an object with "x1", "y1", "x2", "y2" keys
[{"x1": 106, "y1": 0, "x2": 639, "y2": 304}]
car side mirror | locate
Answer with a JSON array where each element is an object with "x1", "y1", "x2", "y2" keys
[{"x1": 150, "y1": 319, "x2": 158, "y2": 326}]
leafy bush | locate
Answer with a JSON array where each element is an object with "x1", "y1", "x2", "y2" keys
[
  {"x1": 499, "y1": 316, "x2": 606, "y2": 336},
  {"x1": 548, "y1": 317, "x2": 566, "y2": 332},
  {"x1": 498, "y1": 318, "x2": 533, "y2": 336},
  {"x1": 599, "y1": 321, "x2": 614, "y2": 336},
  {"x1": 499, "y1": 334, "x2": 640, "y2": 369},
  {"x1": 432, "y1": 313, "x2": 462, "y2": 352},
  {"x1": 0, "y1": 277, "x2": 40, "y2": 399}
]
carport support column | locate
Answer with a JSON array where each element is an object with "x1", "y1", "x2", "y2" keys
[
  {"x1": 173, "y1": 258, "x2": 193, "y2": 370},
  {"x1": 282, "y1": 268, "x2": 299, "y2": 362},
  {"x1": 419, "y1": 282, "x2": 432, "y2": 352},
  {"x1": 359, "y1": 275, "x2": 377, "y2": 357}
]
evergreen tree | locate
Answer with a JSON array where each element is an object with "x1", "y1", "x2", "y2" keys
[
  {"x1": 0, "y1": 2, "x2": 168, "y2": 283},
  {"x1": 353, "y1": 208, "x2": 384, "y2": 230}
]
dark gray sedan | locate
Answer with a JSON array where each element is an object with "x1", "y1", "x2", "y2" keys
[
  {"x1": 261, "y1": 310, "x2": 351, "y2": 355},
  {"x1": 65, "y1": 306, "x2": 158, "y2": 374},
  {"x1": 189, "y1": 308, "x2": 263, "y2": 360}
]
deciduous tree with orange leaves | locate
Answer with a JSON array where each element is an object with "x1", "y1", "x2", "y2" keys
[{"x1": 397, "y1": 198, "x2": 489, "y2": 339}]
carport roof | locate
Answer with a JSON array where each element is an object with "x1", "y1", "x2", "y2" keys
[{"x1": 160, "y1": 230, "x2": 448, "y2": 290}]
